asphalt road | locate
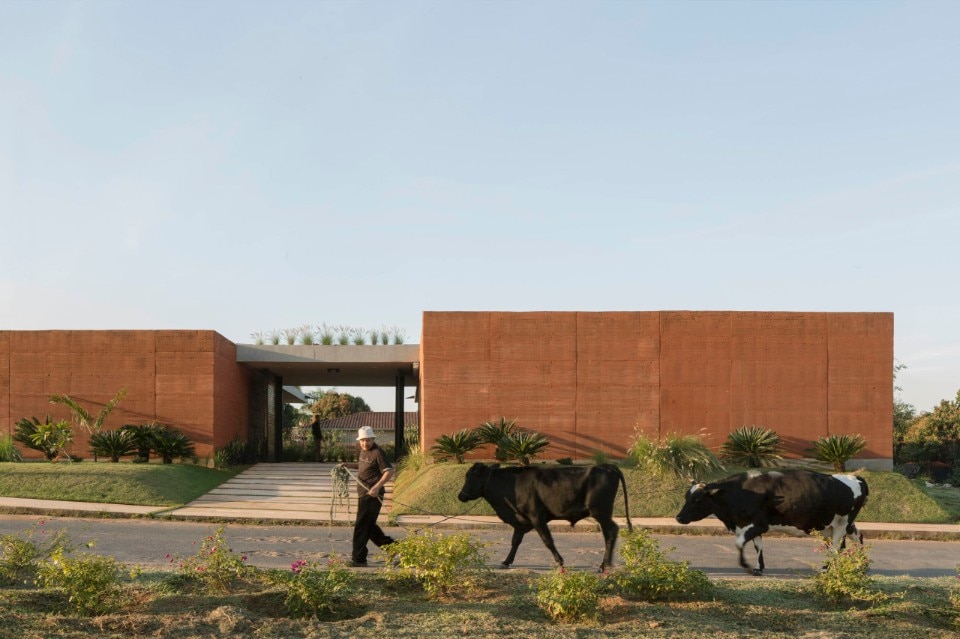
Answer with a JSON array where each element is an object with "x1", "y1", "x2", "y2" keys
[{"x1": 1, "y1": 514, "x2": 957, "y2": 579}]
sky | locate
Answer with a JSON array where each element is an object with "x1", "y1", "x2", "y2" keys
[{"x1": 1, "y1": 0, "x2": 958, "y2": 413}]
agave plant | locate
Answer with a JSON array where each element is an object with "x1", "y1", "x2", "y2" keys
[
  {"x1": 720, "y1": 425, "x2": 783, "y2": 468},
  {"x1": 499, "y1": 430, "x2": 550, "y2": 465},
  {"x1": 475, "y1": 417, "x2": 518, "y2": 461},
  {"x1": 809, "y1": 434, "x2": 867, "y2": 472},
  {"x1": 151, "y1": 426, "x2": 196, "y2": 464},
  {"x1": 430, "y1": 429, "x2": 481, "y2": 464},
  {"x1": 89, "y1": 429, "x2": 137, "y2": 463},
  {"x1": 631, "y1": 432, "x2": 724, "y2": 480}
]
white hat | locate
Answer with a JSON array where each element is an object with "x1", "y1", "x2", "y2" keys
[{"x1": 356, "y1": 426, "x2": 376, "y2": 440}]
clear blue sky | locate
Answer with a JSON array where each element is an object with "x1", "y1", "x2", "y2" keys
[{"x1": 1, "y1": 1, "x2": 958, "y2": 413}]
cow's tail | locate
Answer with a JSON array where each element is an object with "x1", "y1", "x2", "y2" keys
[{"x1": 614, "y1": 465, "x2": 633, "y2": 532}]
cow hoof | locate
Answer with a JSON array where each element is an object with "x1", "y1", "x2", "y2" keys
[
  {"x1": 499, "y1": 563, "x2": 511, "y2": 570},
  {"x1": 751, "y1": 568, "x2": 764, "y2": 577}
]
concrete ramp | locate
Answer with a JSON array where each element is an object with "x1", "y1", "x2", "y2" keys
[{"x1": 166, "y1": 463, "x2": 392, "y2": 522}]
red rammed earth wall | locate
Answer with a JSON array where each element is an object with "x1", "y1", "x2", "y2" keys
[
  {"x1": 0, "y1": 330, "x2": 250, "y2": 460},
  {"x1": 419, "y1": 311, "x2": 893, "y2": 462}
]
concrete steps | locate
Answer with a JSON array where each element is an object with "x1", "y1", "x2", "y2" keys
[{"x1": 166, "y1": 462, "x2": 392, "y2": 522}]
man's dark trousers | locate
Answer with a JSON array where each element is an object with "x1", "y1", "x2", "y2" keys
[{"x1": 352, "y1": 494, "x2": 394, "y2": 563}]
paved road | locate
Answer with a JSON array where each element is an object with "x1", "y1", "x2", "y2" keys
[{"x1": 1, "y1": 514, "x2": 956, "y2": 578}]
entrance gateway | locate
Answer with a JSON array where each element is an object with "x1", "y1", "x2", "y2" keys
[{"x1": 236, "y1": 344, "x2": 420, "y2": 461}]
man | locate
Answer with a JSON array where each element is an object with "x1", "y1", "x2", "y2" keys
[{"x1": 340, "y1": 426, "x2": 395, "y2": 566}]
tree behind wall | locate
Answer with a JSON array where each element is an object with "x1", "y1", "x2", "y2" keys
[{"x1": 307, "y1": 390, "x2": 371, "y2": 420}]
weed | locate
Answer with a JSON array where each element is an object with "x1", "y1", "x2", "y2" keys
[
  {"x1": 813, "y1": 537, "x2": 887, "y2": 605},
  {"x1": 36, "y1": 545, "x2": 137, "y2": 616},
  {"x1": 174, "y1": 527, "x2": 251, "y2": 594},
  {"x1": 268, "y1": 557, "x2": 355, "y2": 618},
  {"x1": 534, "y1": 567, "x2": 607, "y2": 623},
  {"x1": 0, "y1": 521, "x2": 72, "y2": 587},
  {"x1": 611, "y1": 528, "x2": 713, "y2": 601},
  {"x1": 381, "y1": 530, "x2": 488, "y2": 599}
]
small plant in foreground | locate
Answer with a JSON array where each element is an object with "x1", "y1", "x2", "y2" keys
[
  {"x1": 720, "y1": 425, "x2": 783, "y2": 468},
  {"x1": 269, "y1": 558, "x2": 354, "y2": 618},
  {"x1": 534, "y1": 568, "x2": 607, "y2": 624},
  {"x1": 381, "y1": 530, "x2": 488, "y2": 599},
  {"x1": 812, "y1": 537, "x2": 886, "y2": 605},
  {"x1": 36, "y1": 545, "x2": 137, "y2": 616},
  {"x1": 0, "y1": 521, "x2": 72, "y2": 586},
  {"x1": 611, "y1": 528, "x2": 712, "y2": 601},
  {"x1": 0, "y1": 433, "x2": 21, "y2": 462},
  {"x1": 175, "y1": 527, "x2": 250, "y2": 593}
]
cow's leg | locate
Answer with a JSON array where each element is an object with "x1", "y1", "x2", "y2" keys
[
  {"x1": 597, "y1": 517, "x2": 620, "y2": 572},
  {"x1": 734, "y1": 524, "x2": 767, "y2": 575},
  {"x1": 501, "y1": 524, "x2": 532, "y2": 568},
  {"x1": 532, "y1": 521, "x2": 565, "y2": 567}
]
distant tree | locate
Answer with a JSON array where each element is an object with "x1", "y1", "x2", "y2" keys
[{"x1": 307, "y1": 390, "x2": 371, "y2": 420}]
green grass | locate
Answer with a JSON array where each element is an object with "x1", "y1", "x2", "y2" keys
[
  {"x1": 391, "y1": 463, "x2": 958, "y2": 524},
  {"x1": 0, "y1": 462, "x2": 242, "y2": 507},
  {"x1": 0, "y1": 570, "x2": 957, "y2": 638}
]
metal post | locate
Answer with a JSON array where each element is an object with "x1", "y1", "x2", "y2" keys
[{"x1": 395, "y1": 370, "x2": 405, "y2": 459}]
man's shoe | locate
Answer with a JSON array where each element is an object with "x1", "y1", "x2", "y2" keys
[{"x1": 349, "y1": 559, "x2": 368, "y2": 567}]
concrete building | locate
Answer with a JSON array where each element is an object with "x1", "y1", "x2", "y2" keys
[{"x1": 0, "y1": 310, "x2": 893, "y2": 467}]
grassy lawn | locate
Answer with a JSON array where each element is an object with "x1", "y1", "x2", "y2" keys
[
  {"x1": 0, "y1": 570, "x2": 956, "y2": 638},
  {"x1": 0, "y1": 462, "x2": 242, "y2": 507},
  {"x1": 391, "y1": 463, "x2": 959, "y2": 524}
]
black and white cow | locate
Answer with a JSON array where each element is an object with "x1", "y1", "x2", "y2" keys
[
  {"x1": 675, "y1": 469, "x2": 869, "y2": 575},
  {"x1": 457, "y1": 462, "x2": 633, "y2": 571}
]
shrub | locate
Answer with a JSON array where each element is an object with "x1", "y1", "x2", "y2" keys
[
  {"x1": 270, "y1": 558, "x2": 354, "y2": 618},
  {"x1": 89, "y1": 429, "x2": 138, "y2": 463},
  {"x1": 174, "y1": 527, "x2": 250, "y2": 593},
  {"x1": 0, "y1": 434, "x2": 22, "y2": 462},
  {"x1": 14, "y1": 416, "x2": 73, "y2": 461},
  {"x1": 37, "y1": 545, "x2": 134, "y2": 616},
  {"x1": 152, "y1": 426, "x2": 196, "y2": 464},
  {"x1": 475, "y1": 417, "x2": 518, "y2": 461},
  {"x1": 0, "y1": 522, "x2": 71, "y2": 586},
  {"x1": 499, "y1": 430, "x2": 550, "y2": 465},
  {"x1": 430, "y1": 429, "x2": 481, "y2": 464},
  {"x1": 721, "y1": 425, "x2": 783, "y2": 468},
  {"x1": 120, "y1": 422, "x2": 165, "y2": 461},
  {"x1": 214, "y1": 437, "x2": 259, "y2": 468},
  {"x1": 381, "y1": 530, "x2": 488, "y2": 599},
  {"x1": 534, "y1": 568, "x2": 607, "y2": 624},
  {"x1": 812, "y1": 538, "x2": 886, "y2": 605},
  {"x1": 630, "y1": 431, "x2": 724, "y2": 480},
  {"x1": 611, "y1": 528, "x2": 712, "y2": 601},
  {"x1": 809, "y1": 434, "x2": 867, "y2": 472}
]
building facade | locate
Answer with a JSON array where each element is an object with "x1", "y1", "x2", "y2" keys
[{"x1": 1, "y1": 310, "x2": 894, "y2": 467}]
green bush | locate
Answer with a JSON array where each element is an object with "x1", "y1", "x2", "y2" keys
[
  {"x1": 0, "y1": 523, "x2": 71, "y2": 586},
  {"x1": 812, "y1": 537, "x2": 886, "y2": 605},
  {"x1": 381, "y1": 530, "x2": 488, "y2": 599},
  {"x1": 611, "y1": 528, "x2": 712, "y2": 601},
  {"x1": 499, "y1": 430, "x2": 550, "y2": 465},
  {"x1": 88, "y1": 429, "x2": 138, "y2": 463},
  {"x1": 534, "y1": 568, "x2": 607, "y2": 624},
  {"x1": 0, "y1": 434, "x2": 22, "y2": 462},
  {"x1": 120, "y1": 422, "x2": 165, "y2": 461},
  {"x1": 152, "y1": 426, "x2": 196, "y2": 464},
  {"x1": 269, "y1": 558, "x2": 354, "y2": 618},
  {"x1": 430, "y1": 429, "x2": 481, "y2": 464},
  {"x1": 174, "y1": 526, "x2": 250, "y2": 593},
  {"x1": 36, "y1": 546, "x2": 133, "y2": 616},
  {"x1": 720, "y1": 425, "x2": 783, "y2": 468},
  {"x1": 14, "y1": 416, "x2": 73, "y2": 461},
  {"x1": 809, "y1": 434, "x2": 867, "y2": 472},
  {"x1": 475, "y1": 417, "x2": 518, "y2": 461},
  {"x1": 630, "y1": 431, "x2": 724, "y2": 480}
]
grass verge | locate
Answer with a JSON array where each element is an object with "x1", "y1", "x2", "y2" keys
[
  {"x1": 0, "y1": 570, "x2": 956, "y2": 638},
  {"x1": 0, "y1": 462, "x2": 242, "y2": 507}
]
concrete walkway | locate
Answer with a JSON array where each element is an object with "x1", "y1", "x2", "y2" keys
[{"x1": 0, "y1": 462, "x2": 957, "y2": 539}]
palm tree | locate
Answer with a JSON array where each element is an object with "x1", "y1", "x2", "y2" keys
[
  {"x1": 49, "y1": 387, "x2": 127, "y2": 462},
  {"x1": 430, "y1": 429, "x2": 481, "y2": 464}
]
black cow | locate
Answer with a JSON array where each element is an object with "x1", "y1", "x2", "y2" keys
[
  {"x1": 675, "y1": 469, "x2": 869, "y2": 575},
  {"x1": 457, "y1": 462, "x2": 633, "y2": 571}
]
